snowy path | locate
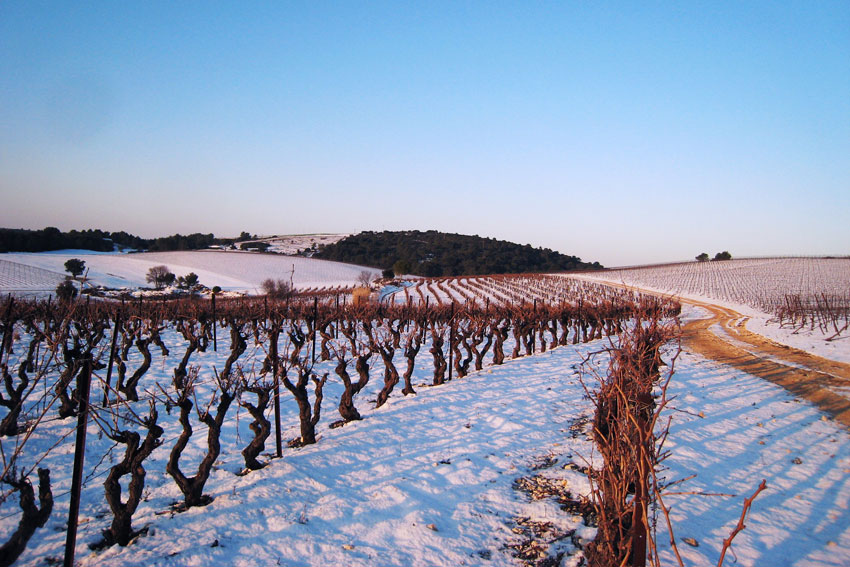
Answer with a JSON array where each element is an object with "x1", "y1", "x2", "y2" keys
[{"x1": 681, "y1": 299, "x2": 850, "y2": 426}]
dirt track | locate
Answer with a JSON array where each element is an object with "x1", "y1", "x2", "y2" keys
[{"x1": 680, "y1": 298, "x2": 850, "y2": 427}]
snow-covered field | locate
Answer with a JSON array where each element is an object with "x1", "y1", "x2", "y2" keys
[
  {"x1": 594, "y1": 258, "x2": 849, "y2": 311},
  {"x1": 572, "y1": 258, "x2": 850, "y2": 364},
  {"x1": 0, "y1": 250, "x2": 379, "y2": 295},
  {"x1": 2, "y1": 255, "x2": 850, "y2": 566},
  {"x1": 2, "y1": 304, "x2": 849, "y2": 567}
]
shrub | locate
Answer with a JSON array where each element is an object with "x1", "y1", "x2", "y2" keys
[
  {"x1": 64, "y1": 258, "x2": 86, "y2": 278},
  {"x1": 260, "y1": 278, "x2": 293, "y2": 300},
  {"x1": 713, "y1": 251, "x2": 732, "y2": 261},
  {"x1": 393, "y1": 259, "x2": 412, "y2": 275},
  {"x1": 695, "y1": 252, "x2": 709, "y2": 262},
  {"x1": 55, "y1": 280, "x2": 77, "y2": 302},
  {"x1": 178, "y1": 272, "x2": 200, "y2": 289}
]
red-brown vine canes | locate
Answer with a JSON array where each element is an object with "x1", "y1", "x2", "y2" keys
[
  {"x1": 91, "y1": 400, "x2": 163, "y2": 547},
  {"x1": 715, "y1": 480, "x2": 768, "y2": 566},
  {"x1": 279, "y1": 316, "x2": 328, "y2": 446},
  {"x1": 239, "y1": 366, "x2": 275, "y2": 471},
  {"x1": 0, "y1": 299, "x2": 63, "y2": 567},
  {"x1": 584, "y1": 315, "x2": 676, "y2": 567},
  {"x1": 0, "y1": 468, "x2": 53, "y2": 567},
  {"x1": 163, "y1": 320, "x2": 246, "y2": 509},
  {"x1": 332, "y1": 311, "x2": 375, "y2": 424},
  {"x1": 583, "y1": 304, "x2": 765, "y2": 567}
]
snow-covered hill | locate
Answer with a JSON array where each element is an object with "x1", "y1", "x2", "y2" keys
[{"x1": 0, "y1": 250, "x2": 379, "y2": 295}]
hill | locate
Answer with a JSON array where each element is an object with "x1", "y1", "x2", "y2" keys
[
  {"x1": 0, "y1": 251, "x2": 380, "y2": 296},
  {"x1": 314, "y1": 230, "x2": 602, "y2": 276}
]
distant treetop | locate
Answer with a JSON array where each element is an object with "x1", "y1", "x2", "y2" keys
[
  {"x1": 0, "y1": 227, "x2": 245, "y2": 253},
  {"x1": 314, "y1": 230, "x2": 602, "y2": 277}
]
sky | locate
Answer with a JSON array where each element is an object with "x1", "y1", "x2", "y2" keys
[{"x1": 1, "y1": 2, "x2": 848, "y2": 267}]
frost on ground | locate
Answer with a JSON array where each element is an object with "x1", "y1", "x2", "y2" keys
[{"x1": 3, "y1": 322, "x2": 850, "y2": 567}]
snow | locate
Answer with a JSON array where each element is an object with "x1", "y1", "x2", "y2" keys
[
  {"x1": 658, "y1": 345, "x2": 850, "y2": 566},
  {"x1": 570, "y1": 264, "x2": 850, "y2": 364},
  {"x1": 0, "y1": 250, "x2": 380, "y2": 294},
  {"x1": 2, "y1": 256, "x2": 850, "y2": 566},
  {"x1": 2, "y1": 307, "x2": 850, "y2": 567},
  {"x1": 258, "y1": 233, "x2": 350, "y2": 255}
]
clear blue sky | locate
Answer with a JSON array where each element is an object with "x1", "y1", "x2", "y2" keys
[{"x1": 1, "y1": 2, "x2": 848, "y2": 266}]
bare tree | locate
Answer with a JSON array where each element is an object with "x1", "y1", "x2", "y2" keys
[
  {"x1": 146, "y1": 265, "x2": 175, "y2": 290},
  {"x1": 261, "y1": 278, "x2": 293, "y2": 300},
  {"x1": 357, "y1": 270, "x2": 374, "y2": 287}
]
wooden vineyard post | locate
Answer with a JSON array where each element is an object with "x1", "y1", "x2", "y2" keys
[
  {"x1": 448, "y1": 302, "x2": 454, "y2": 381},
  {"x1": 64, "y1": 357, "x2": 93, "y2": 567},
  {"x1": 211, "y1": 290, "x2": 217, "y2": 352},
  {"x1": 0, "y1": 295, "x2": 13, "y2": 368},
  {"x1": 532, "y1": 299, "x2": 538, "y2": 354},
  {"x1": 312, "y1": 297, "x2": 318, "y2": 364},
  {"x1": 272, "y1": 324, "x2": 282, "y2": 458},
  {"x1": 101, "y1": 312, "x2": 122, "y2": 406}
]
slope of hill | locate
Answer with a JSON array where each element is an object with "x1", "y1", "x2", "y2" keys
[
  {"x1": 0, "y1": 250, "x2": 380, "y2": 295},
  {"x1": 314, "y1": 230, "x2": 602, "y2": 277}
]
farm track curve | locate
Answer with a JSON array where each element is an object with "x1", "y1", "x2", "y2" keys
[
  {"x1": 580, "y1": 278, "x2": 850, "y2": 426},
  {"x1": 680, "y1": 298, "x2": 850, "y2": 427}
]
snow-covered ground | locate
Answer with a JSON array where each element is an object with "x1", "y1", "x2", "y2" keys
[
  {"x1": 257, "y1": 233, "x2": 350, "y2": 255},
  {"x1": 2, "y1": 255, "x2": 850, "y2": 566},
  {"x1": 0, "y1": 250, "x2": 379, "y2": 295},
  {"x1": 2, "y1": 305, "x2": 850, "y2": 567},
  {"x1": 570, "y1": 261, "x2": 850, "y2": 364}
]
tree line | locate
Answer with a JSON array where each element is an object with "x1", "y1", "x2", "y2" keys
[
  {"x1": 0, "y1": 227, "x2": 256, "y2": 253},
  {"x1": 315, "y1": 230, "x2": 603, "y2": 277}
]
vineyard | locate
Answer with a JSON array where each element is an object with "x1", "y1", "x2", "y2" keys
[
  {"x1": 576, "y1": 258, "x2": 850, "y2": 340},
  {"x1": 0, "y1": 277, "x2": 680, "y2": 566},
  {"x1": 2, "y1": 266, "x2": 850, "y2": 566},
  {"x1": 0, "y1": 260, "x2": 66, "y2": 295},
  {"x1": 383, "y1": 274, "x2": 640, "y2": 310}
]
